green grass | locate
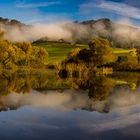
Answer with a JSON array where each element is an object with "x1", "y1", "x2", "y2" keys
[
  {"x1": 33, "y1": 42, "x2": 132, "y2": 64},
  {"x1": 33, "y1": 42, "x2": 88, "y2": 64},
  {"x1": 115, "y1": 80, "x2": 128, "y2": 85},
  {"x1": 112, "y1": 48, "x2": 131, "y2": 54}
]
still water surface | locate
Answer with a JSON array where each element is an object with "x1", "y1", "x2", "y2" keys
[{"x1": 0, "y1": 70, "x2": 140, "y2": 140}]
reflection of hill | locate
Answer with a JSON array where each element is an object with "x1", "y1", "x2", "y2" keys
[
  {"x1": 1, "y1": 86, "x2": 140, "y2": 114},
  {"x1": 0, "y1": 70, "x2": 140, "y2": 113},
  {"x1": 0, "y1": 70, "x2": 70, "y2": 96}
]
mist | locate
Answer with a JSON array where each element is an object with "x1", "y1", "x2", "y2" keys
[
  {"x1": 1, "y1": 18, "x2": 140, "y2": 47},
  {"x1": 112, "y1": 20, "x2": 140, "y2": 47},
  {"x1": 0, "y1": 21, "x2": 88, "y2": 43}
]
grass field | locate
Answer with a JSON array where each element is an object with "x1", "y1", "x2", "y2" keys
[
  {"x1": 33, "y1": 42, "x2": 131, "y2": 64},
  {"x1": 33, "y1": 42, "x2": 88, "y2": 64},
  {"x1": 111, "y1": 48, "x2": 131, "y2": 54}
]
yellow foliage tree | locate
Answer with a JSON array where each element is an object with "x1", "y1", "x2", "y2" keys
[{"x1": 89, "y1": 38, "x2": 117, "y2": 65}]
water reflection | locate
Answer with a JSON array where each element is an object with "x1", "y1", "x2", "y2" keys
[
  {"x1": 0, "y1": 70, "x2": 140, "y2": 139},
  {"x1": 0, "y1": 70, "x2": 140, "y2": 113}
]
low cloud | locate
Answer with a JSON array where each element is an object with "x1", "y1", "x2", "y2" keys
[
  {"x1": 0, "y1": 17, "x2": 140, "y2": 45},
  {"x1": 1, "y1": 21, "x2": 88, "y2": 42},
  {"x1": 112, "y1": 19, "x2": 140, "y2": 46}
]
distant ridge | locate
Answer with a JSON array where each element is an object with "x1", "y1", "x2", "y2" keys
[{"x1": 0, "y1": 17, "x2": 26, "y2": 26}]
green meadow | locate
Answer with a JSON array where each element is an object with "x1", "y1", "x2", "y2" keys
[
  {"x1": 33, "y1": 42, "x2": 88, "y2": 64},
  {"x1": 111, "y1": 48, "x2": 131, "y2": 55},
  {"x1": 33, "y1": 42, "x2": 131, "y2": 64}
]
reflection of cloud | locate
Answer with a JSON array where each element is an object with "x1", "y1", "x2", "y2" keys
[
  {"x1": 2, "y1": 90, "x2": 91, "y2": 111},
  {"x1": 1, "y1": 89, "x2": 107, "y2": 113},
  {"x1": 78, "y1": 87, "x2": 140, "y2": 133},
  {"x1": 79, "y1": 111, "x2": 140, "y2": 133},
  {"x1": 3, "y1": 87, "x2": 140, "y2": 112},
  {"x1": 2, "y1": 90, "x2": 72, "y2": 110},
  {"x1": 2, "y1": 88, "x2": 140, "y2": 133},
  {"x1": 108, "y1": 88, "x2": 140, "y2": 112}
]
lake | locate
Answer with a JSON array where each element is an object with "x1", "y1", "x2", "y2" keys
[{"x1": 0, "y1": 70, "x2": 140, "y2": 140}]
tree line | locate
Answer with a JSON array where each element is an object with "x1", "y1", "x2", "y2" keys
[{"x1": 61, "y1": 38, "x2": 140, "y2": 72}]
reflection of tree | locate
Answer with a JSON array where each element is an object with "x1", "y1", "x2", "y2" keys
[
  {"x1": 111, "y1": 72, "x2": 140, "y2": 91},
  {"x1": 0, "y1": 70, "x2": 49, "y2": 95},
  {"x1": 88, "y1": 77, "x2": 115, "y2": 101},
  {"x1": 73, "y1": 75, "x2": 115, "y2": 101},
  {"x1": 0, "y1": 70, "x2": 117, "y2": 112},
  {"x1": 14, "y1": 77, "x2": 31, "y2": 93},
  {"x1": 59, "y1": 72, "x2": 140, "y2": 101},
  {"x1": 0, "y1": 70, "x2": 140, "y2": 112}
]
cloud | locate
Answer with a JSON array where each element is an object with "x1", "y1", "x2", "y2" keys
[
  {"x1": 16, "y1": 1, "x2": 61, "y2": 8},
  {"x1": 1, "y1": 21, "x2": 71, "y2": 42},
  {"x1": 0, "y1": 3, "x2": 62, "y2": 24},
  {"x1": 99, "y1": 1, "x2": 140, "y2": 19},
  {"x1": 1, "y1": 20, "x2": 89, "y2": 42},
  {"x1": 80, "y1": 1, "x2": 140, "y2": 20},
  {"x1": 124, "y1": 0, "x2": 140, "y2": 9}
]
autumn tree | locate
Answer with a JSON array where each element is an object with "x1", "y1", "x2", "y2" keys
[
  {"x1": 0, "y1": 40, "x2": 48, "y2": 68},
  {"x1": 0, "y1": 31, "x2": 4, "y2": 39},
  {"x1": 89, "y1": 38, "x2": 117, "y2": 66},
  {"x1": 32, "y1": 46, "x2": 48, "y2": 66},
  {"x1": 64, "y1": 38, "x2": 117, "y2": 71},
  {"x1": 68, "y1": 48, "x2": 81, "y2": 59}
]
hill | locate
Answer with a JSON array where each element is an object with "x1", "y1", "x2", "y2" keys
[
  {"x1": 34, "y1": 18, "x2": 140, "y2": 48},
  {"x1": 0, "y1": 17, "x2": 140, "y2": 48},
  {"x1": 0, "y1": 17, "x2": 26, "y2": 26},
  {"x1": 0, "y1": 17, "x2": 30, "y2": 41}
]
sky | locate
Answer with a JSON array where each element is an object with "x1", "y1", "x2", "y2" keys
[{"x1": 0, "y1": 0, "x2": 140, "y2": 25}]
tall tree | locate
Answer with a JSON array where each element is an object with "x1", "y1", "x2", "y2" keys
[{"x1": 89, "y1": 38, "x2": 116, "y2": 66}]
